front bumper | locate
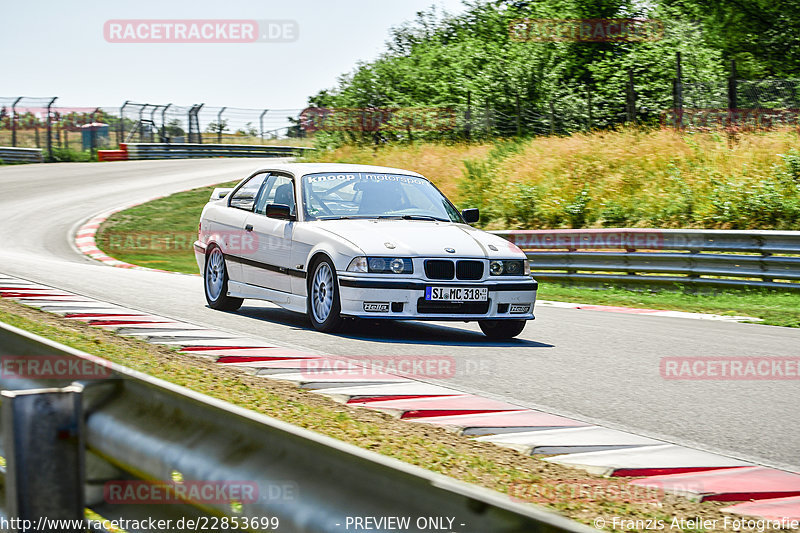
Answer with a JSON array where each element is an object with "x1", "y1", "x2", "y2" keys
[
  {"x1": 337, "y1": 276, "x2": 537, "y2": 321},
  {"x1": 193, "y1": 241, "x2": 206, "y2": 273}
]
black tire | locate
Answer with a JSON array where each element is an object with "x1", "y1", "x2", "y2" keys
[
  {"x1": 307, "y1": 256, "x2": 344, "y2": 333},
  {"x1": 204, "y1": 245, "x2": 243, "y2": 311},
  {"x1": 479, "y1": 319, "x2": 526, "y2": 339}
]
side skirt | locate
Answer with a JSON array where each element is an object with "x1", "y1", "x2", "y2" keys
[{"x1": 227, "y1": 281, "x2": 307, "y2": 313}]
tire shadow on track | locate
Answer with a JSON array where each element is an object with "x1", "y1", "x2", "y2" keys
[{"x1": 232, "y1": 305, "x2": 553, "y2": 348}]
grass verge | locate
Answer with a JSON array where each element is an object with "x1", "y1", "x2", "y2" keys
[
  {"x1": 538, "y1": 284, "x2": 800, "y2": 328},
  {"x1": 0, "y1": 296, "x2": 761, "y2": 531},
  {"x1": 95, "y1": 181, "x2": 238, "y2": 274}
]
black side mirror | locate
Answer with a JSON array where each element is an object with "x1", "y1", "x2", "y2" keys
[
  {"x1": 266, "y1": 204, "x2": 295, "y2": 221},
  {"x1": 461, "y1": 208, "x2": 479, "y2": 224}
]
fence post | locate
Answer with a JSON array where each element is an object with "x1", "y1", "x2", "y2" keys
[
  {"x1": 187, "y1": 105, "x2": 196, "y2": 143},
  {"x1": 11, "y1": 97, "x2": 22, "y2": 147},
  {"x1": 727, "y1": 59, "x2": 738, "y2": 110},
  {"x1": 160, "y1": 103, "x2": 171, "y2": 141},
  {"x1": 195, "y1": 104, "x2": 204, "y2": 143},
  {"x1": 45, "y1": 97, "x2": 57, "y2": 161},
  {"x1": 586, "y1": 84, "x2": 593, "y2": 131},
  {"x1": 217, "y1": 107, "x2": 227, "y2": 143},
  {"x1": 259, "y1": 109, "x2": 268, "y2": 144},
  {"x1": 2, "y1": 386, "x2": 85, "y2": 532},
  {"x1": 187, "y1": 104, "x2": 203, "y2": 143},
  {"x1": 672, "y1": 52, "x2": 683, "y2": 130},
  {"x1": 626, "y1": 68, "x2": 636, "y2": 123},
  {"x1": 150, "y1": 104, "x2": 162, "y2": 143},
  {"x1": 549, "y1": 100, "x2": 556, "y2": 135},
  {"x1": 515, "y1": 93, "x2": 522, "y2": 136},
  {"x1": 465, "y1": 90, "x2": 472, "y2": 141},
  {"x1": 118, "y1": 100, "x2": 129, "y2": 145},
  {"x1": 138, "y1": 104, "x2": 148, "y2": 142},
  {"x1": 484, "y1": 98, "x2": 491, "y2": 136},
  {"x1": 727, "y1": 59, "x2": 738, "y2": 145}
]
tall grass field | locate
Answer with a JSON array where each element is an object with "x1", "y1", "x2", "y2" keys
[{"x1": 304, "y1": 128, "x2": 800, "y2": 230}]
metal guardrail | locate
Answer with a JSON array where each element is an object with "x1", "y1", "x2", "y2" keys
[
  {"x1": 0, "y1": 147, "x2": 44, "y2": 164},
  {"x1": 123, "y1": 143, "x2": 313, "y2": 160},
  {"x1": 493, "y1": 228, "x2": 800, "y2": 290},
  {"x1": 0, "y1": 321, "x2": 590, "y2": 533}
]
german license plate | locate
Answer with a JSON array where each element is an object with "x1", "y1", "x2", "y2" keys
[{"x1": 425, "y1": 287, "x2": 488, "y2": 302}]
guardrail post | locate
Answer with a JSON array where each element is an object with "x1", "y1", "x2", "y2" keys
[{"x1": 2, "y1": 385, "x2": 85, "y2": 532}]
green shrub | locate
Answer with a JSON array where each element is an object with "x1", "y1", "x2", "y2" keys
[
  {"x1": 563, "y1": 186, "x2": 592, "y2": 228},
  {"x1": 47, "y1": 147, "x2": 95, "y2": 162}
]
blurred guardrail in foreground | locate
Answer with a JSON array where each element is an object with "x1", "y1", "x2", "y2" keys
[
  {"x1": 0, "y1": 147, "x2": 43, "y2": 164},
  {"x1": 98, "y1": 143, "x2": 313, "y2": 161},
  {"x1": 494, "y1": 228, "x2": 800, "y2": 291},
  {"x1": 0, "y1": 321, "x2": 590, "y2": 533}
]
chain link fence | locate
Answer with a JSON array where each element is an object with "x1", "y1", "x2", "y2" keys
[{"x1": 4, "y1": 64, "x2": 800, "y2": 162}]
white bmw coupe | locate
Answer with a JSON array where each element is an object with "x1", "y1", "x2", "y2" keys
[{"x1": 195, "y1": 163, "x2": 537, "y2": 338}]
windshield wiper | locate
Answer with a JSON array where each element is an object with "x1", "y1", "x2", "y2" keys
[{"x1": 400, "y1": 215, "x2": 449, "y2": 222}]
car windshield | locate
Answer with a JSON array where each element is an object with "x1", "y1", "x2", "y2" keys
[{"x1": 301, "y1": 172, "x2": 462, "y2": 222}]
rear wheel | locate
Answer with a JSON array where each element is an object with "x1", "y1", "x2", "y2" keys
[
  {"x1": 479, "y1": 319, "x2": 526, "y2": 339},
  {"x1": 307, "y1": 257, "x2": 343, "y2": 333},
  {"x1": 204, "y1": 245, "x2": 243, "y2": 311}
]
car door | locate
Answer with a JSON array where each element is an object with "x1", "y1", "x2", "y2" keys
[
  {"x1": 211, "y1": 171, "x2": 269, "y2": 282},
  {"x1": 241, "y1": 173, "x2": 296, "y2": 293}
]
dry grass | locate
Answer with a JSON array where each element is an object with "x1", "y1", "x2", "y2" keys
[
  {"x1": 305, "y1": 128, "x2": 800, "y2": 229},
  {"x1": 497, "y1": 128, "x2": 796, "y2": 198}
]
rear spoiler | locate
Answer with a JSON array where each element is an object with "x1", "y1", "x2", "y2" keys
[{"x1": 209, "y1": 188, "x2": 233, "y2": 202}]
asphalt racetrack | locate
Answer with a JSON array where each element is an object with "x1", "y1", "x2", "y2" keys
[{"x1": 1, "y1": 159, "x2": 798, "y2": 470}]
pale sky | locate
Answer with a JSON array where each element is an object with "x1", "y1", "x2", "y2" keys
[{"x1": 2, "y1": 0, "x2": 467, "y2": 111}]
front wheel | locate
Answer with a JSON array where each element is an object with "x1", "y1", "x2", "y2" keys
[
  {"x1": 479, "y1": 319, "x2": 526, "y2": 339},
  {"x1": 307, "y1": 257, "x2": 343, "y2": 333},
  {"x1": 204, "y1": 245, "x2": 243, "y2": 311}
]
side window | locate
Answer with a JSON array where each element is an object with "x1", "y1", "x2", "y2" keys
[
  {"x1": 254, "y1": 175, "x2": 296, "y2": 216},
  {"x1": 229, "y1": 173, "x2": 268, "y2": 211}
]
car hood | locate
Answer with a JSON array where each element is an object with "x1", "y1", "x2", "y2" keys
[{"x1": 311, "y1": 219, "x2": 524, "y2": 258}]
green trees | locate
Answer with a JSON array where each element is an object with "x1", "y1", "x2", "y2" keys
[{"x1": 307, "y1": 0, "x2": 793, "y2": 140}]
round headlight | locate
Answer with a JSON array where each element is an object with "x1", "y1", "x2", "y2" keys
[
  {"x1": 489, "y1": 260, "x2": 504, "y2": 275},
  {"x1": 505, "y1": 261, "x2": 521, "y2": 275},
  {"x1": 389, "y1": 258, "x2": 406, "y2": 273},
  {"x1": 368, "y1": 257, "x2": 387, "y2": 272}
]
